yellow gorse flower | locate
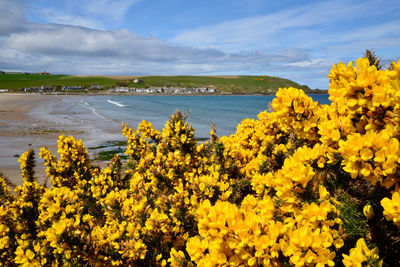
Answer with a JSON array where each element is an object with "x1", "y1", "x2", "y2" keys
[
  {"x1": 363, "y1": 204, "x2": 374, "y2": 220},
  {"x1": 381, "y1": 191, "x2": 400, "y2": 227},
  {"x1": 342, "y1": 238, "x2": 382, "y2": 267}
]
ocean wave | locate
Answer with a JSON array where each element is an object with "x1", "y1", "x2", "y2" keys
[
  {"x1": 107, "y1": 99, "x2": 127, "y2": 107},
  {"x1": 80, "y1": 99, "x2": 109, "y2": 120}
]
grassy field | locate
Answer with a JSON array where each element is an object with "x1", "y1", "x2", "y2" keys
[
  {"x1": 0, "y1": 73, "x2": 312, "y2": 94},
  {"x1": 0, "y1": 74, "x2": 116, "y2": 90}
]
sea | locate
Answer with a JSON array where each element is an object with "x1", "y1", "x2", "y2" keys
[
  {"x1": 31, "y1": 94, "x2": 331, "y2": 145},
  {"x1": 86, "y1": 94, "x2": 329, "y2": 138}
]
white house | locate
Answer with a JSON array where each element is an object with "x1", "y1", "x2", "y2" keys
[
  {"x1": 62, "y1": 86, "x2": 84, "y2": 91},
  {"x1": 90, "y1": 85, "x2": 102, "y2": 90},
  {"x1": 24, "y1": 87, "x2": 42, "y2": 93},
  {"x1": 115, "y1": 87, "x2": 129, "y2": 93},
  {"x1": 135, "y1": 88, "x2": 146, "y2": 93},
  {"x1": 41, "y1": 85, "x2": 53, "y2": 92}
]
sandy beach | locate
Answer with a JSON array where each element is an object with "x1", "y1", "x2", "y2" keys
[{"x1": 0, "y1": 94, "x2": 122, "y2": 185}]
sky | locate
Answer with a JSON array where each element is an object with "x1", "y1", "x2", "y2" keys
[{"x1": 0, "y1": 0, "x2": 399, "y2": 89}]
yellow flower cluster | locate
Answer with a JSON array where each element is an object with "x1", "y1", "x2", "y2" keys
[
  {"x1": 187, "y1": 194, "x2": 342, "y2": 267},
  {"x1": 338, "y1": 126, "x2": 400, "y2": 186},
  {"x1": 272, "y1": 87, "x2": 319, "y2": 141},
  {"x1": 2, "y1": 56, "x2": 400, "y2": 265},
  {"x1": 187, "y1": 196, "x2": 280, "y2": 266},
  {"x1": 39, "y1": 135, "x2": 93, "y2": 189},
  {"x1": 342, "y1": 238, "x2": 381, "y2": 267},
  {"x1": 0, "y1": 178, "x2": 16, "y2": 265}
]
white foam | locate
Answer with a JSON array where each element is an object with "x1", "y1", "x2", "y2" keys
[
  {"x1": 80, "y1": 99, "x2": 108, "y2": 120},
  {"x1": 107, "y1": 99, "x2": 126, "y2": 107}
]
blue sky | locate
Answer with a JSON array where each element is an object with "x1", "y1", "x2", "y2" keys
[{"x1": 0, "y1": 0, "x2": 399, "y2": 89}]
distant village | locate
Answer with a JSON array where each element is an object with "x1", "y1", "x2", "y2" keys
[
  {"x1": 20, "y1": 82, "x2": 217, "y2": 94},
  {"x1": 0, "y1": 71, "x2": 218, "y2": 94},
  {"x1": 108, "y1": 85, "x2": 217, "y2": 94},
  {"x1": 0, "y1": 70, "x2": 50, "y2": 75}
]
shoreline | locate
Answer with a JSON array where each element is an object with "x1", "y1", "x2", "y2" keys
[
  {"x1": 0, "y1": 94, "x2": 122, "y2": 185},
  {"x1": 0, "y1": 90, "x2": 329, "y2": 97},
  {"x1": 0, "y1": 94, "x2": 65, "y2": 184}
]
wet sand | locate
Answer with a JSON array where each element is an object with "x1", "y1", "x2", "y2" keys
[
  {"x1": 0, "y1": 94, "x2": 122, "y2": 185},
  {"x1": 0, "y1": 94, "x2": 60, "y2": 184}
]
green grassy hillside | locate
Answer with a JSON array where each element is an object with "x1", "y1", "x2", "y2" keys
[
  {"x1": 0, "y1": 74, "x2": 116, "y2": 90},
  {"x1": 0, "y1": 74, "x2": 312, "y2": 94},
  {"x1": 134, "y1": 75, "x2": 311, "y2": 93}
]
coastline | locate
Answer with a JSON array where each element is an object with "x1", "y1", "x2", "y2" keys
[
  {"x1": 0, "y1": 94, "x2": 62, "y2": 184},
  {"x1": 0, "y1": 88, "x2": 329, "y2": 97},
  {"x1": 0, "y1": 94, "x2": 122, "y2": 185}
]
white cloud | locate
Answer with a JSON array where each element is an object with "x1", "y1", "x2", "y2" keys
[
  {"x1": 0, "y1": 0, "x2": 314, "y2": 77},
  {"x1": 0, "y1": 0, "x2": 27, "y2": 35},
  {"x1": 171, "y1": 0, "x2": 363, "y2": 50},
  {"x1": 171, "y1": 0, "x2": 399, "y2": 54},
  {"x1": 1, "y1": 23, "x2": 310, "y2": 65},
  {"x1": 29, "y1": 7, "x2": 103, "y2": 29},
  {"x1": 25, "y1": 0, "x2": 142, "y2": 29},
  {"x1": 285, "y1": 59, "x2": 331, "y2": 68}
]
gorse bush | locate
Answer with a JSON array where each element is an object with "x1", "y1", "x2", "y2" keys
[{"x1": 1, "y1": 57, "x2": 400, "y2": 266}]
